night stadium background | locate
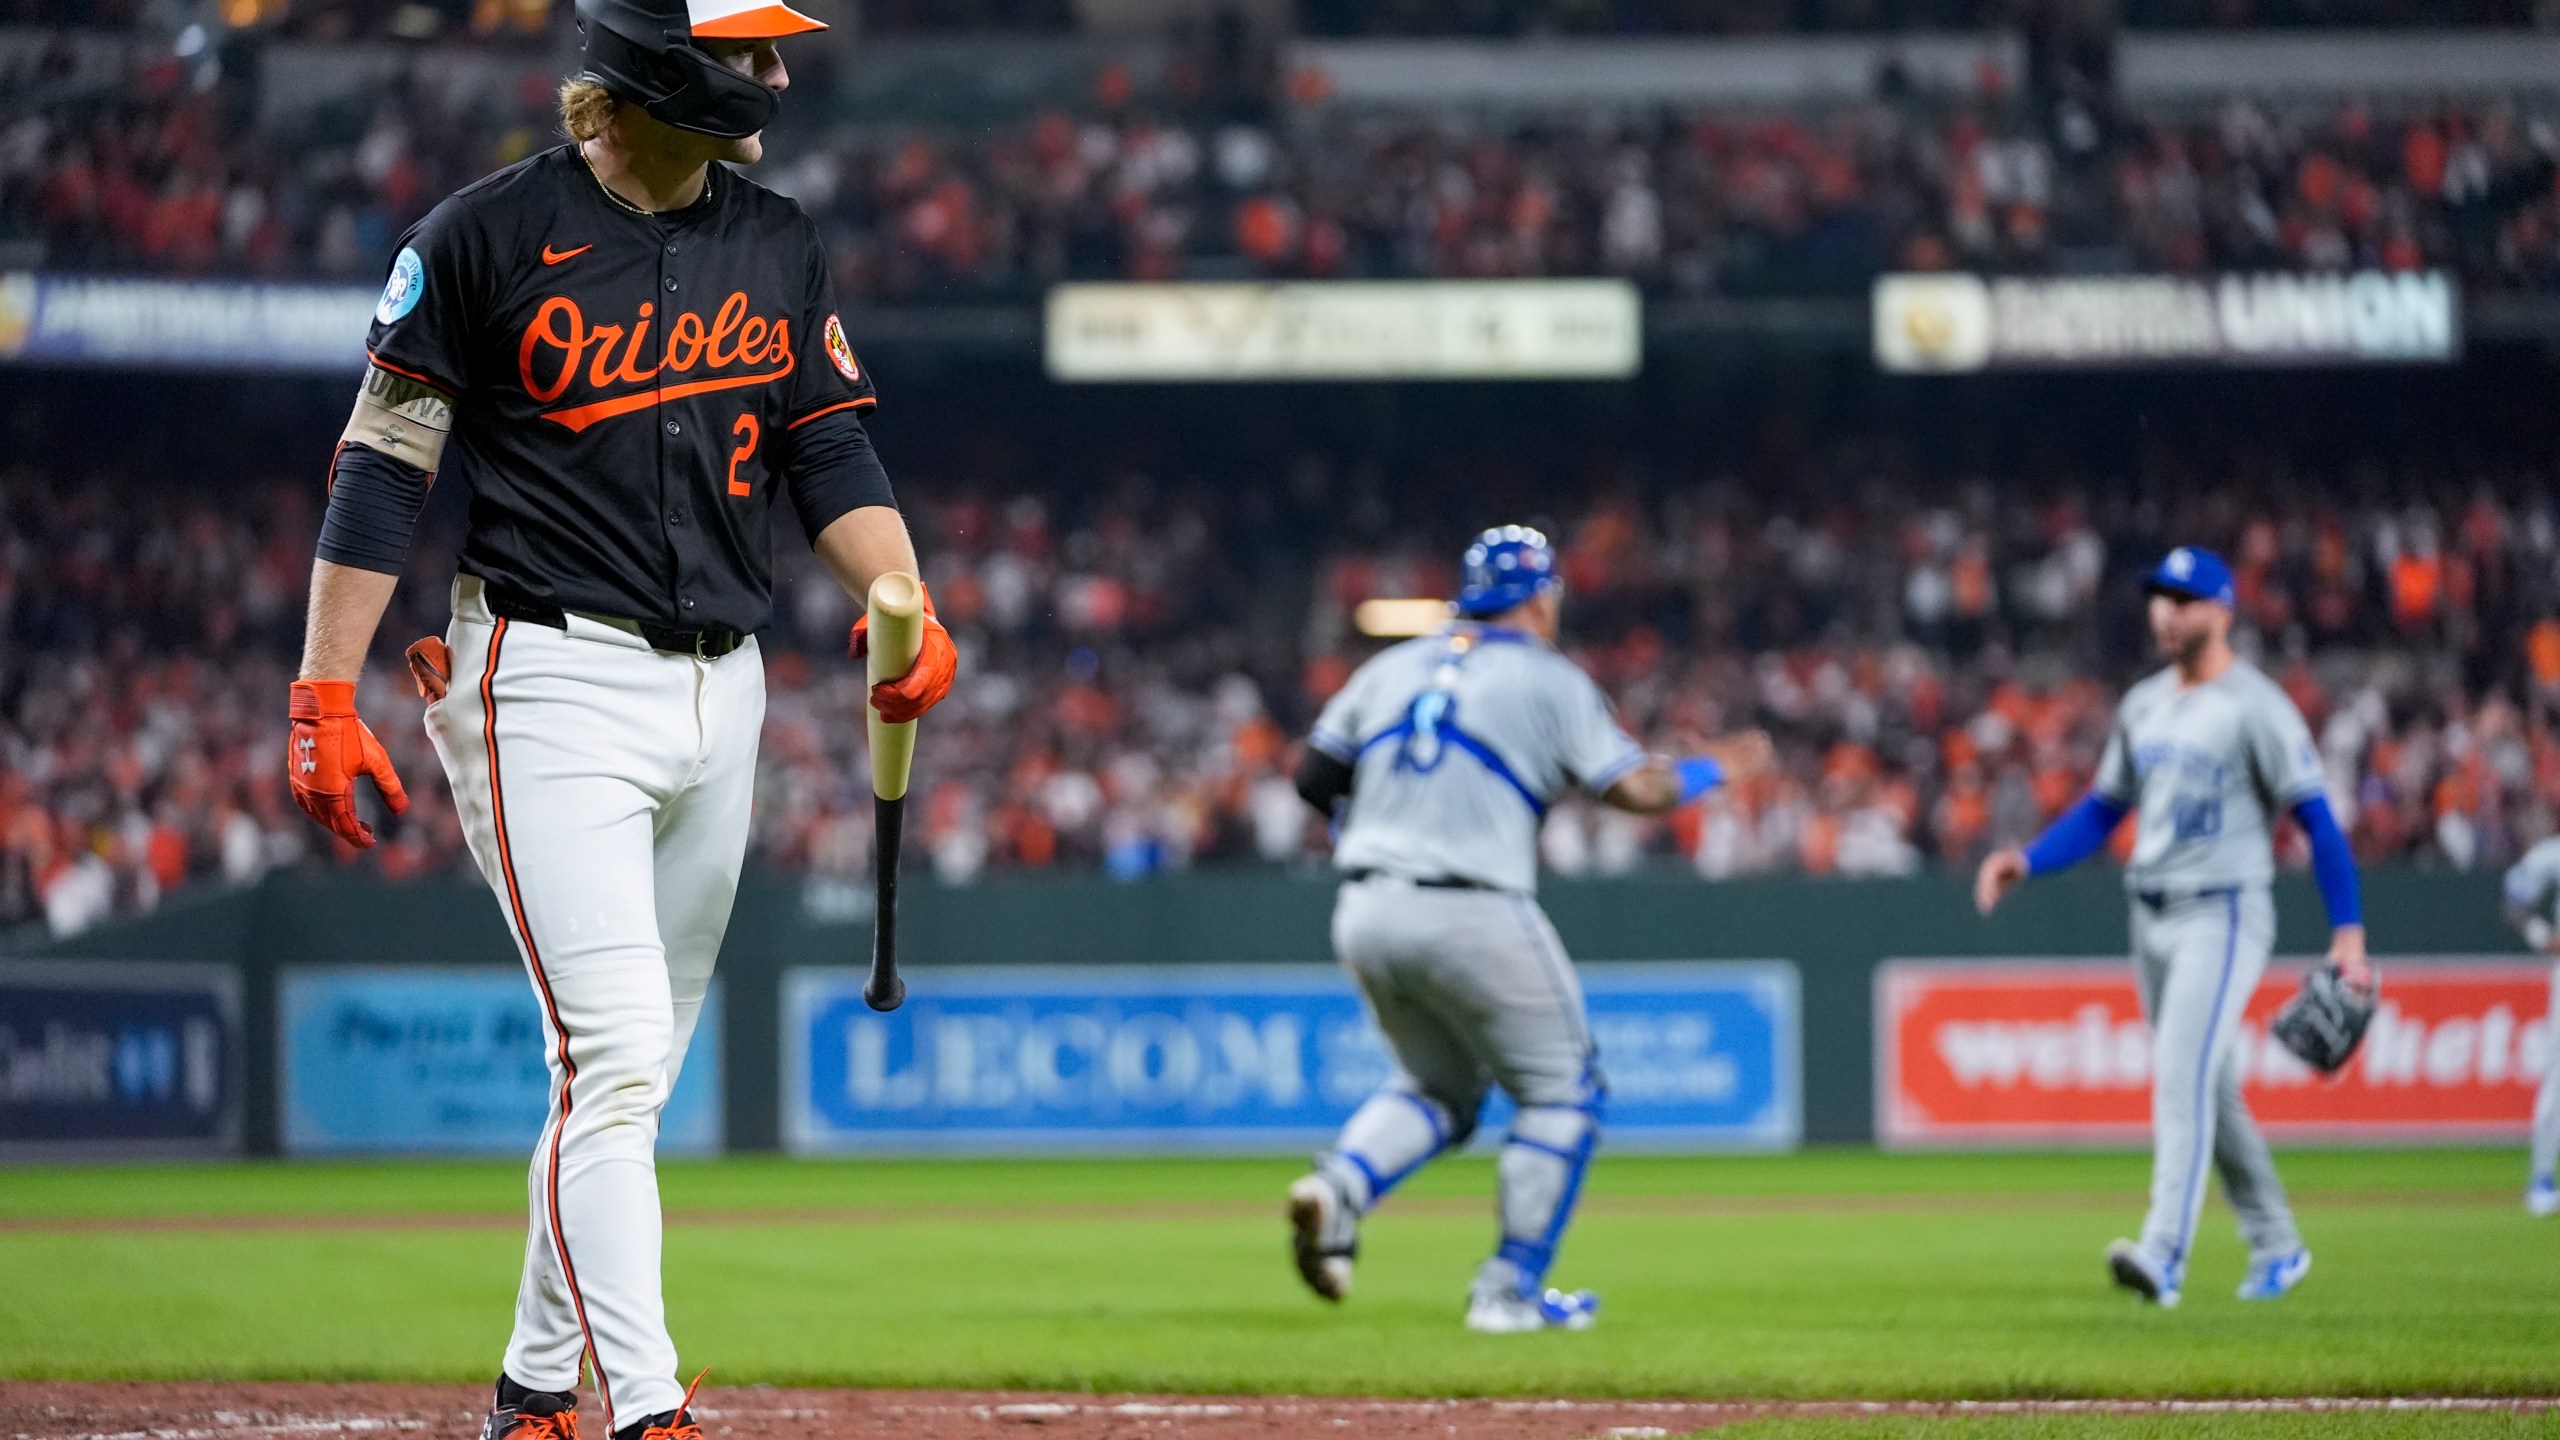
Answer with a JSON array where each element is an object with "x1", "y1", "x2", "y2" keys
[{"x1": 4, "y1": 3, "x2": 2560, "y2": 1434}]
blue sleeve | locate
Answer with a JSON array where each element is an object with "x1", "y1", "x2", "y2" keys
[
  {"x1": 2023, "y1": 793, "x2": 2131, "y2": 877},
  {"x1": 2291, "y1": 794, "x2": 2363, "y2": 928}
]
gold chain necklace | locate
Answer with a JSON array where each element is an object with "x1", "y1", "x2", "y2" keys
[{"x1": 578, "y1": 142, "x2": 709, "y2": 217}]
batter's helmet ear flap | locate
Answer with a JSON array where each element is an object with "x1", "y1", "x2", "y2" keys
[{"x1": 575, "y1": 0, "x2": 780, "y2": 140}]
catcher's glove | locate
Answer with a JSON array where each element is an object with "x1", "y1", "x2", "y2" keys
[{"x1": 2270, "y1": 963, "x2": 2377, "y2": 1075}]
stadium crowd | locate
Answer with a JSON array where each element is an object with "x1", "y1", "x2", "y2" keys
[
  {"x1": 7, "y1": 0, "x2": 2537, "y2": 32},
  {"x1": 1294, "y1": 0, "x2": 2548, "y2": 34},
  {"x1": 6, "y1": 35, "x2": 2560, "y2": 296},
  {"x1": 804, "y1": 93, "x2": 2560, "y2": 300},
  {"x1": 7, "y1": 456, "x2": 2560, "y2": 934}
]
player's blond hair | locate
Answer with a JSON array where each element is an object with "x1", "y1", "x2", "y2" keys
[{"x1": 558, "y1": 76, "x2": 619, "y2": 142}]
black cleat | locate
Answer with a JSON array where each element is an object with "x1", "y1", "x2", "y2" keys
[
  {"x1": 1287, "y1": 1172, "x2": 1359, "y2": 1302},
  {"x1": 611, "y1": 1370, "x2": 709, "y2": 1440},
  {"x1": 481, "y1": 1379, "x2": 583, "y2": 1440}
]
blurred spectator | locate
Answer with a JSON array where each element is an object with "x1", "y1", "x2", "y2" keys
[
  {"x1": 10, "y1": 454, "x2": 2560, "y2": 935},
  {"x1": 11, "y1": 0, "x2": 2539, "y2": 31},
  {"x1": 8, "y1": 47, "x2": 2560, "y2": 299},
  {"x1": 1295, "y1": 0, "x2": 2544, "y2": 35}
]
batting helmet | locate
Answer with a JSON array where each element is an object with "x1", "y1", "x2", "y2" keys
[
  {"x1": 1455, "y1": 525, "x2": 1559, "y2": 618},
  {"x1": 575, "y1": 0, "x2": 822, "y2": 141}
]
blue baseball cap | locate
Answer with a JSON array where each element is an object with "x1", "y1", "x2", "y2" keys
[
  {"x1": 2144, "y1": 545, "x2": 2236, "y2": 606},
  {"x1": 1455, "y1": 525, "x2": 1559, "y2": 618}
]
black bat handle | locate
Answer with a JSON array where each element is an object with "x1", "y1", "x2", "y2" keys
[{"x1": 865, "y1": 793, "x2": 907, "y2": 1012}]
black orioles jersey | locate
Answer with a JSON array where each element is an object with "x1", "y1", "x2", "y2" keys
[{"x1": 364, "y1": 144, "x2": 885, "y2": 634}]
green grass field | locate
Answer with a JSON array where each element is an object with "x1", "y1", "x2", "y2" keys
[
  {"x1": 3, "y1": 1148, "x2": 2556, "y2": 1404},
  {"x1": 1702, "y1": 1421, "x2": 2560, "y2": 1439}
]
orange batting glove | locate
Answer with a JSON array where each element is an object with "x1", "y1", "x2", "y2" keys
[
  {"x1": 287, "y1": 680, "x2": 410, "y2": 849},
  {"x1": 405, "y1": 636, "x2": 453, "y2": 702},
  {"x1": 849, "y1": 581, "x2": 958, "y2": 724}
]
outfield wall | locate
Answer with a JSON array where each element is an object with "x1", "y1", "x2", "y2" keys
[{"x1": 0, "y1": 869, "x2": 2528, "y2": 1156}]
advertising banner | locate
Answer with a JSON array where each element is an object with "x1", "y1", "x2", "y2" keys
[
  {"x1": 0, "y1": 961, "x2": 242, "y2": 1158},
  {"x1": 281, "y1": 967, "x2": 723, "y2": 1155},
  {"x1": 1045, "y1": 280, "x2": 1642, "y2": 382},
  {"x1": 1877, "y1": 957, "x2": 2549, "y2": 1147},
  {"x1": 785, "y1": 962, "x2": 1797, "y2": 1154},
  {"x1": 0, "y1": 272, "x2": 373, "y2": 372},
  {"x1": 1873, "y1": 271, "x2": 2458, "y2": 372}
]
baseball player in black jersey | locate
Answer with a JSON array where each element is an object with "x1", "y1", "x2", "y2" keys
[{"x1": 284, "y1": 2, "x2": 956, "y2": 1437}]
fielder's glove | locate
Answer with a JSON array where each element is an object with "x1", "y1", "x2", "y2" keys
[{"x1": 2270, "y1": 963, "x2": 2378, "y2": 1075}]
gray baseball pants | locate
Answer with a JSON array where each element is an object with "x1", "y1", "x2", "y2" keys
[
  {"x1": 1316, "y1": 875, "x2": 1603, "y2": 1291},
  {"x1": 2531, "y1": 964, "x2": 2560, "y2": 1185},
  {"x1": 2130, "y1": 886, "x2": 2302, "y2": 1276}
]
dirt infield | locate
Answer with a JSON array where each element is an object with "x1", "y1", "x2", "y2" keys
[{"x1": 6, "y1": 1384, "x2": 2557, "y2": 1440}]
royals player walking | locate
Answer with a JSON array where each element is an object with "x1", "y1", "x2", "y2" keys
[
  {"x1": 2500, "y1": 837, "x2": 2560, "y2": 1216},
  {"x1": 1977, "y1": 546, "x2": 2370, "y2": 1308},
  {"x1": 285, "y1": 2, "x2": 956, "y2": 1435},
  {"x1": 1283, "y1": 527, "x2": 1768, "y2": 1332}
]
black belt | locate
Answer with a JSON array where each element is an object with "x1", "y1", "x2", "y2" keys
[
  {"x1": 1345, "y1": 868, "x2": 1497, "y2": 891},
  {"x1": 484, "y1": 588, "x2": 744, "y2": 659},
  {"x1": 2136, "y1": 885, "x2": 2240, "y2": 910}
]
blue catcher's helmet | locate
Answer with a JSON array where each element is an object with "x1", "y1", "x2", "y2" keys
[{"x1": 1455, "y1": 525, "x2": 1559, "y2": 618}]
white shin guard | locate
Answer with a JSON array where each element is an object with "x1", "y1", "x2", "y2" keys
[
  {"x1": 1494, "y1": 1102, "x2": 1598, "y2": 1290},
  {"x1": 1322, "y1": 1086, "x2": 1468, "y2": 1212}
]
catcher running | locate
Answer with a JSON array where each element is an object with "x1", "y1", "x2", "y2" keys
[
  {"x1": 284, "y1": 0, "x2": 956, "y2": 1436},
  {"x1": 1975, "y1": 546, "x2": 2372, "y2": 1308},
  {"x1": 1283, "y1": 526, "x2": 1771, "y2": 1332}
]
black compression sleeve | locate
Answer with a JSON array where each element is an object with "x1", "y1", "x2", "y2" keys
[
  {"x1": 1295, "y1": 748, "x2": 1356, "y2": 816},
  {"x1": 784, "y1": 407, "x2": 896, "y2": 542},
  {"x1": 315, "y1": 443, "x2": 432, "y2": 575}
]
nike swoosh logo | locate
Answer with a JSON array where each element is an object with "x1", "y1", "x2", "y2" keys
[
  {"x1": 541, "y1": 244, "x2": 593, "y2": 265},
  {"x1": 538, "y1": 359, "x2": 797, "y2": 433}
]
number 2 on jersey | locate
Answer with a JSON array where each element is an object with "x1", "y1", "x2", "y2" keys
[{"x1": 726, "y1": 413, "x2": 760, "y2": 497}]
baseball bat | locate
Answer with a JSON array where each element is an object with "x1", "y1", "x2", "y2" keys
[{"x1": 863, "y1": 571, "x2": 925, "y2": 1012}]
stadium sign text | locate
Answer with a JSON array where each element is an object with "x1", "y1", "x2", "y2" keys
[
  {"x1": 279, "y1": 968, "x2": 723, "y2": 1155},
  {"x1": 1873, "y1": 271, "x2": 2459, "y2": 371},
  {"x1": 1045, "y1": 279, "x2": 1642, "y2": 382},
  {"x1": 786, "y1": 963, "x2": 1797, "y2": 1153},
  {"x1": 0, "y1": 272, "x2": 374, "y2": 372},
  {"x1": 0, "y1": 961, "x2": 240, "y2": 1158},
  {"x1": 1876, "y1": 958, "x2": 2547, "y2": 1147}
]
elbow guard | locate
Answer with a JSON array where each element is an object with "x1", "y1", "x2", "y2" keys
[{"x1": 1295, "y1": 748, "x2": 1355, "y2": 817}]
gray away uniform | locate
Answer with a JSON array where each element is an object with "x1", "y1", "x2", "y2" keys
[
  {"x1": 2095, "y1": 660, "x2": 2327, "y2": 1278},
  {"x1": 1306, "y1": 626, "x2": 1647, "y2": 1292},
  {"x1": 2500, "y1": 837, "x2": 2560, "y2": 1184}
]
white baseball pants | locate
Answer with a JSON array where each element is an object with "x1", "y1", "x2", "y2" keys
[{"x1": 424, "y1": 579, "x2": 764, "y2": 1431}]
